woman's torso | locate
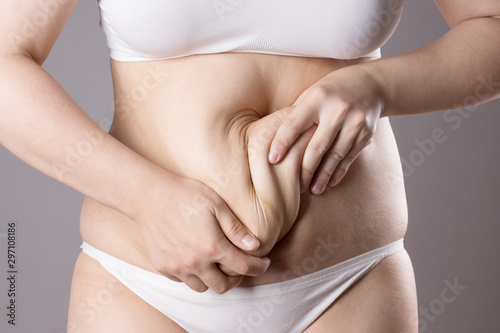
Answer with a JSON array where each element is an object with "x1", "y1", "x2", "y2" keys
[{"x1": 79, "y1": 52, "x2": 408, "y2": 286}]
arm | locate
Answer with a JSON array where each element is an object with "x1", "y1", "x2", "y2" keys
[
  {"x1": 371, "y1": 1, "x2": 500, "y2": 117},
  {"x1": 0, "y1": 0, "x2": 269, "y2": 293},
  {"x1": 268, "y1": 0, "x2": 500, "y2": 193}
]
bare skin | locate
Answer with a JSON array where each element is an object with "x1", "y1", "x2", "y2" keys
[
  {"x1": 1, "y1": 0, "x2": 499, "y2": 332},
  {"x1": 79, "y1": 53, "x2": 407, "y2": 268},
  {"x1": 73, "y1": 53, "x2": 411, "y2": 331}
]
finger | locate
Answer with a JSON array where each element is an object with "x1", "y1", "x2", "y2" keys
[
  {"x1": 214, "y1": 203, "x2": 261, "y2": 252},
  {"x1": 268, "y1": 103, "x2": 317, "y2": 164},
  {"x1": 218, "y1": 263, "x2": 241, "y2": 277},
  {"x1": 164, "y1": 275, "x2": 182, "y2": 283},
  {"x1": 300, "y1": 103, "x2": 345, "y2": 192},
  {"x1": 300, "y1": 125, "x2": 337, "y2": 192},
  {"x1": 199, "y1": 266, "x2": 244, "y2": 294},
  {"x1": 309, "y1": 124, "x2": 362, "y2": 195},
  {"x1": 292, "y1": 87, "x2": 310, "y2": 106},
  {"x1": 182, "y1": 275, "x2": 209, "y2": 293},
  {"x1": 217, "y1": 240, "x2": 271, "y2": 276},
  {"x1": 211, "y1": 198, "x2": 271, "y2": 276},
  {"x1": 328, "y1": 133, "x2": 373, "y2": 188}
]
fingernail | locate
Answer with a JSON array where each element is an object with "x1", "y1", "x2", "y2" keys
[
  {"x1": 328, "y1": 177, "x2": 337, "y2": 187},
  {"x1": 330, "y1": 177, "x2": 340, "y2": 187},
  {"x1": 312, "y1": 182, "x2": 325, "y2": 195},
  {"x1": 242, "y1": 234, "x2": 259, "y2": 249},
  {"x1": 268, "y1": 150, "x2": 279, "y2": 164}
]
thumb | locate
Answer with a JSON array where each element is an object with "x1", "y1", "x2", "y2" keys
[{"x1": 217, "y1": 209, "x2": 260, "y2": 251}]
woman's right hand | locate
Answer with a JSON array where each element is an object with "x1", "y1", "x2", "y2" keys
[
  {"x1": 1, "y1": 0, "x2": 269, "y2": 296},
  {"x1": 133, "y1": 173, "x2": 271, "y2": 294}
]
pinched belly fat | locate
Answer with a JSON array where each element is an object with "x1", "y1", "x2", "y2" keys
[{"x1": 216, "y1": 107, "x2": 315, "y2": 257}]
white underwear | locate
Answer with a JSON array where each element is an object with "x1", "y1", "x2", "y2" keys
[{"x1": 81, "y1": 238, "x2": 404, "y2": 333}]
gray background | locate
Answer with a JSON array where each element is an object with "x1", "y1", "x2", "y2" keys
[{"x1": 1, "y1": 1, "x2": 499, "y2": 332}]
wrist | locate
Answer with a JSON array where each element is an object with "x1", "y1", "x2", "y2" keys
[{"x1": 356, "y1": 61, "x2": 393, "y2": 117}]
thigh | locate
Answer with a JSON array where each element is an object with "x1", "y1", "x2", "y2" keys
[
  {"x1": 67, "y1": 252, "x2": 186, "y2": 333},
  {"x1": 303, "y1": 249, "x2": 418, "y2": 333}
]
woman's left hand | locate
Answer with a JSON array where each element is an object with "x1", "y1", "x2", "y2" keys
[{"x1": 268, "y1": 65, "x2": 385, "y2": 195}]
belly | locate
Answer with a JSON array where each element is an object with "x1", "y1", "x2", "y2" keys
[{"x1": 80, "y1": 52, "x2": 408, "y2": 286}]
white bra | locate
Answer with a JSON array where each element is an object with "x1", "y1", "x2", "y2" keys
[{"x1": 97, "y1": 0, "x2": 405, "y2": 62}]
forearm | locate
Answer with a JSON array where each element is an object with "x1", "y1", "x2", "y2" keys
[
  {"x1": 0, "y1": 54, "x2": 173, "y2": 219},
  {"x1": 363, "y1": 17, "x2": 500, "y2": 117}
]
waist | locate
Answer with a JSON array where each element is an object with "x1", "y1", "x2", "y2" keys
[{"x1": 80, "y1": 52, "x2": 408, "y2": 285}]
